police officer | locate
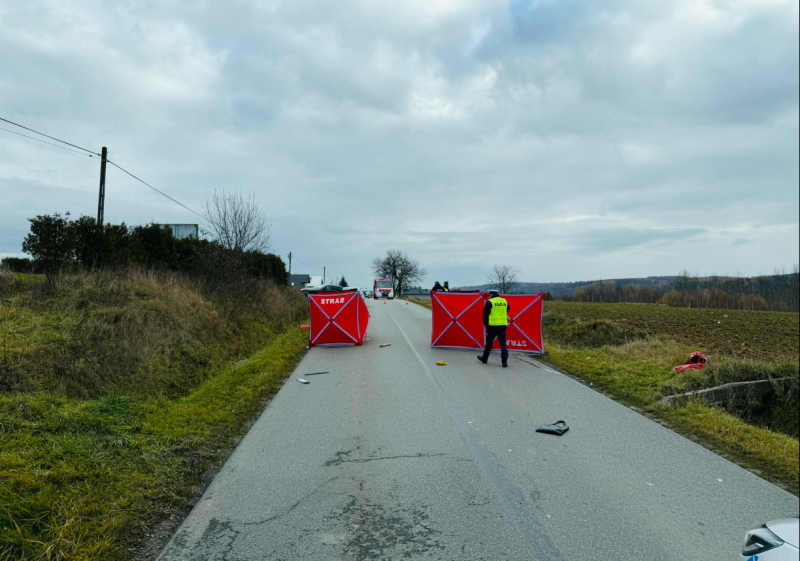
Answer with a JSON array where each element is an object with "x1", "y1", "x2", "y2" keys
[
  {"x1": 443, "y1": 281, "x2": 450, "y2": 292},
  {"x1": 431, "y1": 281, "x2": 444, "y2": 292},
  {"x1": 477, "y1": 290, "x2": 509, "y2": 367}
]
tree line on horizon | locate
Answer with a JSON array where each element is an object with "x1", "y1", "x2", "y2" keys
[{"x1": 559, "y1": 267, "x2": 800, "y2": 312}]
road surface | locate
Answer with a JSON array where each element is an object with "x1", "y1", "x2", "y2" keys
[{"x1": 158, "y1": 298, "x2": 798, "y2": 561}]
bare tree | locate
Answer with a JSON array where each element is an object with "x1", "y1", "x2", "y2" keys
[
  {"x1": 486, "y1": 264, "x2": 520, "y2": 294},
  {"x1": 202, "y1": 190, "x2": 272, "y2": 253},
  {"x1": 372, "y1": 249, "x2": 426, "y2": 298}
]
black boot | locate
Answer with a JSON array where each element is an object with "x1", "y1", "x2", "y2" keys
[
  {"x1": 477, "y1": 355, "x2": 487, "y2": 364},
  {"x1": 502, "y1": 363, "x2": 508, "y2": 368}
]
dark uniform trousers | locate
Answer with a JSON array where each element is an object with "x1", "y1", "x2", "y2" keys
[{"x1": 482, "y1": 325, "x2": 509, "y2": 364}]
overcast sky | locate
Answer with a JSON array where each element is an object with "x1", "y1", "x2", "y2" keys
[{"x1": 1, "y1": 0, "x2": 798, "y2": 288}]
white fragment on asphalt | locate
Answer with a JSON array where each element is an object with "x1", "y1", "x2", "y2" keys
[
  {"x1": 546, "y1": 515, "x2": 551, "y2": 518},
  {"x1": 717, "y1": 479, "x2": 723, "y2": 482},
  {"x1": 508, "y1": 449, "x2": 512, "y2": 452},
  {"x1": 297, "y1": 378, "x2": 310, "y2": 384},
  {"x1": 646, "y1": 483, "x2": 654, "y2": 486}
]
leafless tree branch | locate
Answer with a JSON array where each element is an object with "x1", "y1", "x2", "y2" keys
[
  {"x1": 202, "y1": 190, "x2": 272, "y2": 253},
  {"x1": 372, "y1": 249, "x2": 426, "y2": 297},
  {"x1": 486, "y1": 264, "x2": 520, "y2": 294}
]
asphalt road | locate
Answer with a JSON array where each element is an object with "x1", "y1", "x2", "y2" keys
[{"x1": 158, "y1": 298, "x2": 798, "y2": 561}]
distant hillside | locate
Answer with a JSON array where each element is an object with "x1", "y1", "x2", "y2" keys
[
  {"x1": 461, "y1": 271, "x2": 799, "y2": 312},
  {"x1": 460, "y1": 276, "x2": 679, "y2": 297}
]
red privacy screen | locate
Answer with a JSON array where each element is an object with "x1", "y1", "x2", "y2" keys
[
  {"x1": 431, "y1": 291, "x2": 545, "y2": 354},
  {"x1": 308, "y1": 290, "x2": 369, "y2": 346},
  {"x1": 491, "y1": 293, "x2": 545, "y2": 354},
  {"x1": 430, "y1": 291, "x2": 486, "y2": 350}
]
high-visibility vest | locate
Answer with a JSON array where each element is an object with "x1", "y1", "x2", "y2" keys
[{"x1": 488, "y1": 297, "x2": 509, "y2": 326}]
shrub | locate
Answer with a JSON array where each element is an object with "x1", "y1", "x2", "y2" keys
[
  {"x1": 0, "y1": 257, "x2": 33, "y2": 273},
  {"x1": 19, "y1": 213, "x2": 289, "y2": 287},
  {"x1": 21, "y1": 212, "x2": 75, "y2": 279}
]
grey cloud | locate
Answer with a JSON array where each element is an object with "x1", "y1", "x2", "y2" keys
[
  {"x1": 0, "y1": 0, "x2": 797, "y2": 286},
  {"x1": 570, "y1": 227, "x2": 707, "y2": 256}
]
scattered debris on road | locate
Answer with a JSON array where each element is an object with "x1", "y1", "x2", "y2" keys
[
  {"x1": 436, "y1": 361, "x2": 447, "y2": 366},
  {"x1": 297, "y1": 378, "x2": 310, "y2": 384},
  {"x1": 536, "y1": 420, "x2": 569, "y2": 436},
  {"x1": 303, "y1": 371, "x2": 330, "y2": 376},
  {"x1": 380, "y1": 343, "x2": 392, "y2": 348}
]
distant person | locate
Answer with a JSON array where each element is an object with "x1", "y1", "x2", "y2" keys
[
  {"x1": 477, "y1": 290, "x2": 509, "y2": 368},
  {"x1": 443, "y1": 281, "x2": 450, "y2": 292},
  {"x1": 431, "y1": 281, "x2": 444, "y2": 292}
]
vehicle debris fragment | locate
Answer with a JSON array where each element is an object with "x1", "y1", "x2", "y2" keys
[{"x1": 536, "y1": 420, "x2": 569, "y2": 436}]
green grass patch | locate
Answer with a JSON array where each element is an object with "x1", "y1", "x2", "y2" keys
[
  {"x1": 408, "y1": 297, "x2": 431, "y2": 310},
  {"x1": 662, "y1": 401, "x2": 799, "y2": 494},
  {"x1": 0, "y1": 325, "x2": 309, "y2": 561}
]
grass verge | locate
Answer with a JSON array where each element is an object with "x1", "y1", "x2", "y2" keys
[
  {"x1": 0, "y1": 324, "x2": 309, "y2": 561},
  {"x1": 407, "y1": 297, "x2": 431, "y2": 310}
]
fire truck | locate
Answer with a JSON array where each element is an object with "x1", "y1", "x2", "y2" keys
[{"x1": 373, "y1": 279, "x2": 394, "y2": 300}]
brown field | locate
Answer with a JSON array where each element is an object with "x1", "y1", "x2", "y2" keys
[{"x1": 544, "y1": 301, "x2": 799, "y2": 361}]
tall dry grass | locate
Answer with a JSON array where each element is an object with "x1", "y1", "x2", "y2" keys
[{"x1": 0, "y1": 268, "x2": 307, "y2": 398}]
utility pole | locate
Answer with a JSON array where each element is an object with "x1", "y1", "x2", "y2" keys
[
  {"x1": 323, "y1": 266, "x2": 326, "y2": 284},
  {"x1": 287, "y1": 252, "x2": 292, "y2": 275},
  {"x1": 97, "y1": 146, "x2": 107, "y2": 226}
]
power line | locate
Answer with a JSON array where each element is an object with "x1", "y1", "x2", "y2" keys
[
  {"x1": 273, "y1": 249, "x2": 324, "y2": 270},
  {"x1": 0, "y1": 115, "x2": 204, "y2": 223},
  {"x1": 0, "y1": 116, "x2": 99, "y2": 156},
  {"x1": 106, "y1": 160, "x2": 207, "y2": 221},
  {"x1": 0, "y1": 126, "x2": 96, "y2": 157},
  {"x1": 293, "y1": 256, "x2": 324, "y2": 270}
]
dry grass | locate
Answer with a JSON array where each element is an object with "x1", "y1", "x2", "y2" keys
[
  {"x1": 0, "y1": 327, "x2": 309, "y2": 561},
  {"x1": 0, "y1": 268, "x2": 311, "y2": 560},
  {"x1": 1, "y1": 269, "x2": 307, "y2": 397}
]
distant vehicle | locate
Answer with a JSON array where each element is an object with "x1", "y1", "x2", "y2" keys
[
  {"x1": 739, "y1": 518, "x2": 798, "y2": 560},
  {"x1": 301, "y1": 284, "x2": 343, "y2": 294},
  {"x1": 373, "y1": 279, "x2": 394, "y2": 300}
]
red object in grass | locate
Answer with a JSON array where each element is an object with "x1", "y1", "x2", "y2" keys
[
  {"x1": 671, "y1": 352, "x2": 709, "y2": 373},
  {"x1": 299, "y1": 325, "x2": 310, "y2": 330}
]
